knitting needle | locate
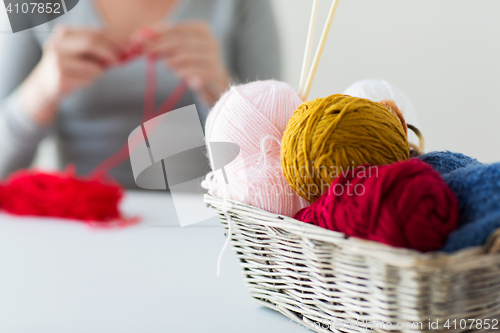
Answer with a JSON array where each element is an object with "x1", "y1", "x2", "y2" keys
[
  {"x1": 300, "y1": 0, "x2": 340, "y2": 101},
  {"x1": 299, "y1": 0, "x2": 321, "y2": 95}
]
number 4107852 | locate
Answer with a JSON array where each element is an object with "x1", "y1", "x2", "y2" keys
[
  {"x1": 444, "y1": 319, "x2": 498, "y2": 330},
  {"x1": 5, "y1": 2, "x2": 61, "y2": 14}
]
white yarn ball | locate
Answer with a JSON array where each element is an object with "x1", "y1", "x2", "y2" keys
[
  {"x1": 204, "y1": 80, "x2": 309, "y2": 217},
  {"x1": 344, "y1": 79, "x2": 420, "y2": 146}
]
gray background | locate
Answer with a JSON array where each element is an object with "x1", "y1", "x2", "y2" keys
[
  {"x1": 9, "y1": 0, "x2": 500, "y2": 167},
  {"x1": 274, "y1": 0, "x2": 500, "y2": 163}
]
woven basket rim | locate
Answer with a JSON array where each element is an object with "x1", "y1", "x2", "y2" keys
[{"x1": 204, "y1": 194, "x2": 500, "y2": 271}]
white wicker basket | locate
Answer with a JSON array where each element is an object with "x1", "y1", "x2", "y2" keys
[{"x1": 204, "y1": 194, "x2": 500, "y2": 333}]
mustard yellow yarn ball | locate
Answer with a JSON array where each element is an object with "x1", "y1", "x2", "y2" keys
[{"x1": 281, "y1": 94, "x2": 410, "y2": 203}]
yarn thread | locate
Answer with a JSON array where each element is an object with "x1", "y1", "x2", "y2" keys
[
  {"x1": 216, "y1": 181, "x2": 233, "y2": 276},
  {"x1": 94, "y1": 57, "x2": 188, "y2": 174},
  {"x1": 281, "y1": 94, "x2": 410, "y2": 203}
]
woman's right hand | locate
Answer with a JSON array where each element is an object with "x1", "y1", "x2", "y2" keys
[{"x1": 19, "y1": 26, "x2": 125, "y2": 126}]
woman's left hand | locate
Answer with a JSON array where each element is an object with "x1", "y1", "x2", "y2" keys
[{"x1": 140, "y1": 22, "x2": 231, "y2": 105}]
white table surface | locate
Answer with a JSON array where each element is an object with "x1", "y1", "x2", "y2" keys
[{"x1": 0, "y1": 191, "x2": 295, "y2": 333}]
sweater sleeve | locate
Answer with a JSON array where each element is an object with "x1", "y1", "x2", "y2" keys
[
  {"x1": 0, "y1": 17, "x2": 48, "y2": 178},
  {"x1": 230, "y1": 0, "x2": 282, "y2": 83}
]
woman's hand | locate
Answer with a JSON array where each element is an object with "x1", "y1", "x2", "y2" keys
[
  {"x1": 142, "y1": 22, "x2": 231, "y2": 105},
  {"x1": 19, "y1": 26, "x2": 125, "y2": 125}
]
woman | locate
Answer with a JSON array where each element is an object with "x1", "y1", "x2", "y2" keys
[{"x1": 0, "y1": 0, "x2": 281, "y2": 188}]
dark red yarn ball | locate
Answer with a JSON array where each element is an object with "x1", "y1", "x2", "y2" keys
[
  {"x1": 0, "y1": 168, "x2": 124, "y2": 223},
  {"x1": 294, "y1": 159, "x2": 459, "y2": 252}
]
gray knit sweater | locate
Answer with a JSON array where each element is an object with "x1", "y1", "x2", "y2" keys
[{"x1": 0, "y1": 0, "x2": 281, "y2": 188}]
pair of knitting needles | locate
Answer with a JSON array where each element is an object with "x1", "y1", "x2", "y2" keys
[{"x1": 299, "y1": 0, "x2": 340, "y2": 101}]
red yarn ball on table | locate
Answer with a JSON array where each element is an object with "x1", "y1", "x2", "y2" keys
[
  {"x1": 0, "y1": 169, "x2": 124, "y2": 223},
  {"x1": 294, "y1": 159, "x2": 459, "y2": 252}
]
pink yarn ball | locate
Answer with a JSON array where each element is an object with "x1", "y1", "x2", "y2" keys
[{"x1": 204, "y1": 80, "x2": 309, "y2": 217}]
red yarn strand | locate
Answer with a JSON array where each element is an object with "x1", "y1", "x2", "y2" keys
[{"x1": 93, "y1": 58, "x2": 188, "y2": 174}]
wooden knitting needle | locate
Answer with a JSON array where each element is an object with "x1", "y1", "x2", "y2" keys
[
  {"x1": 300, "y1": 0, "x2": 340, "y2": 101},
  {"x1": 299, "y1": 0, "x2": 321, "y2": 95}
]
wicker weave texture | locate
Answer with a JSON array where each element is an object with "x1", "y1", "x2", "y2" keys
[{"x1": 205, "y1": 195, "x2": 500, "y2": 333}]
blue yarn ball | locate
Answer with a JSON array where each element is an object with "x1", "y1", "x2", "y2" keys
[
  {"x1": 441, "y1": 162, "x2": 500, "y2": 252},
  {"x1": 442, "y1": 211, "x2": 500, "y2": 252},
  {"x1": 414, "y1": 151, "x2": 500, "y2": 252},
  {"x1": 418, "y1": 151, "x2": 482, "y2": 175}
]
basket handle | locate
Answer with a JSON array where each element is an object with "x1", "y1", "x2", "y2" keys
[
  {"x1": 408, "y1": 124, "x2": 425, "y2": 157},
  {"x1": 485, "y1": 228, "x2": 500, "y2": 254}
]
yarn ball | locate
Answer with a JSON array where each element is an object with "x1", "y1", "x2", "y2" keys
[
  {"x1": 418, "y1": 151, "x2": 482, "y2": 175},
  {"x1": 443, "y1": 211, "x2": 500, "y2": 253},
  {"x1": 441, "y1": 162, "x2": 500, "y2": 252},
  {"x1": 281, "y1": 94, "x2": 410, "y2": 203},
  {"x1": 0, "y1": 169, "x2": 124, "y2": 223},
  {"x1": 204, "y1": 80, "x2": 309, "y2": 217},
  {"x1": 294, "y1": 159, "x2": 459, "y2": 252},
  {"x1": 344, "y1": 79, "x2": 420, "y2": 146},
  {"x1": 378, "y1": 99, "x2": 408, "y2": 136}
]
